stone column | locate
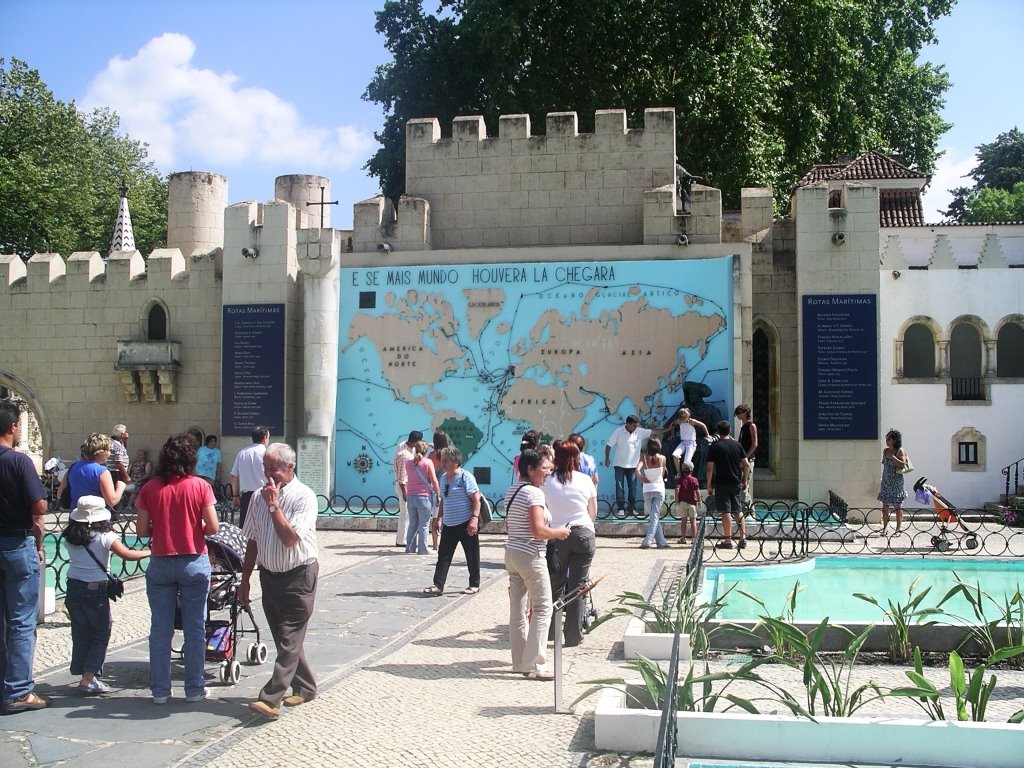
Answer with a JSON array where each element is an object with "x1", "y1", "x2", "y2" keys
[{"x1": 296, "y1": 228, "x2": 341, "y2": 497}]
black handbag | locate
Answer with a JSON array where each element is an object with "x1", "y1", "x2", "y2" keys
[{"x1": 83, "y1": 540, "x2": 126, "y2": 601}]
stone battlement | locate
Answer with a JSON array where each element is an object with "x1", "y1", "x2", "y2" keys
[{"x1": 395, "y1": 108, "x2": 679, "y2": 250}]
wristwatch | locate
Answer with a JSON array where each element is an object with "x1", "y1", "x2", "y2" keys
[{"x1": 269, "y1": 504, "x2": 278, "y2": 513}]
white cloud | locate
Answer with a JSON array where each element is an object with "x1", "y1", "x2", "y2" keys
[
  {"x1": 921, "y1": 148, "x2": 976, "y2": 222},
  {"x1": 81, "y1": 33, "x2": 374, "y2": 172}
]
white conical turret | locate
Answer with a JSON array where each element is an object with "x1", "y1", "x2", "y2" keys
[{"x1": 109, "y1": 181, "x2": 136, "y2": 254}]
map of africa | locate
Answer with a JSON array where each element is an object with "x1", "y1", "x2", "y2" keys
[{"x1": 335, "y1": 257, "x2": 734, "y2": 503}]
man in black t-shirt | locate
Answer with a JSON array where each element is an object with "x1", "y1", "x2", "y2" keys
[
  {"x1": 705, "y1": 420, "x2": 749, "y2": 549},
  {"x1": 0, "y1": 402, "x2": 49, "y2": 712}
]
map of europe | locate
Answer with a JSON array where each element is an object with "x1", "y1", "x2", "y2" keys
[{"x1": 335, "y1": 257, "x2": 734, "y2": 502}]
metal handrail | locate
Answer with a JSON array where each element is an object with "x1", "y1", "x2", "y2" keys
[{"x1": 1003, "y1": 457, "x2": 1024, "y2": 507}]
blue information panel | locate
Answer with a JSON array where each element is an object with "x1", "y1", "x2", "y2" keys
[
  {"x1": 221, "y1": 304, "x2": 285, "y2": 436},
  {"x1": 802, "y1": 294, "x2": 877, "y2": 440}
]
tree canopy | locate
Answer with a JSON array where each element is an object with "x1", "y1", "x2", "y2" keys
[
  {"x1": 0, "y1": 58, "x2": 167, "y2": 258},
  {"x1": 363, "y1": 0, "x2": 954, "y2": 209},
  {"x1": 945, "y1": 128, "x2": 1024, "y2": 222}
]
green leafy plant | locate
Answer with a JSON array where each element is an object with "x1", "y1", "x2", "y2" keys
[
  {"x1": 937, "y1": 573, "x2": 1024, "y2": 667},
  {"x1": 737, "y1": 580, "x2": 805, "y2": 660},
  {"x1": 756, "y1": 616, "x2": 887, "y2": 717},
  {"x1": 586, "y1": 570, "x2": 731, "y2": 656},
  {"x1": 854, "y1": 577, "x2": 942, "y2": 663},
  {"x1": 891, "y1": 646, "x2": 1024, "y2": 723},
  {"x1": 572, "y1": 654, "x2": 807, "y2": 717}
]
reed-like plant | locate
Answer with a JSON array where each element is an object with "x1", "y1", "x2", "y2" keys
[
  {"x1": 937, "y1": 573, "x2": 1024, "y2": 667},
  {"x1": 853, "y1": 576, "x2": 942, "y2": 663}
]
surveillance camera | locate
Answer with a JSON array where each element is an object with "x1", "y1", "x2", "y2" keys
[
  {"x1": 377, "y1": 242, "x2": 392, "y2": 253},
  {"x1": 892, "y1": 269, "x2": 901, "y2": 279},
  {"x1": 241, "y1": 247, "x2": 258, "y2": 259},
  {"x1": 675, "y1": 234, "x2": 689, "y2": 246},
  {"x1": 831, "y1": 232, "x2": 847, "y2": 246}
]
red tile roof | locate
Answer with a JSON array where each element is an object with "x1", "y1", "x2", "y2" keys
[
  {"x1": 797, "y1": 151, "x2": 928, "y2": 186},
  {"x1": 879, "y1": 189, "x2": 924, "y2": 227}
]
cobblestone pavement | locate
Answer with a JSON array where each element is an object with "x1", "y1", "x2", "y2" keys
[{"x1": 5, "y1": 531, "x2": 1024, "y2": 767}]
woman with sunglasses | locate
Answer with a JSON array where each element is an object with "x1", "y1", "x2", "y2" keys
[{"x1": 423, "y1": 446, "x2": 482, "y2": 595}]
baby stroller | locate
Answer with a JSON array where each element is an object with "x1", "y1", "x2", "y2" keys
[
  {"x1": 176, "y1": 523, "x2": 268, "y2": 684},
  {"x1": 913, "y1": 477, "x2": 979, "y2": 553}
]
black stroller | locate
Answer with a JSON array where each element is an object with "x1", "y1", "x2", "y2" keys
[
  {"x1": 175, "y1": 523, "x2": 268, "y2": 683},
  {"x1": 913, "y1": 476, "x2": 979, "y2": 553}
]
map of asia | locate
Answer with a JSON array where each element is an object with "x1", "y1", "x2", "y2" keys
[{"x1": 335, "y1": 257, "x2": 734, "y2": 503}]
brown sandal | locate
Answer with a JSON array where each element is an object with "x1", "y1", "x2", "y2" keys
[
  {"x1": 7, "y1": 691, "x2": 49, "y2": 712},
  {"x1": 422, "y1": 585, "x2": 443, "y2": 596}
]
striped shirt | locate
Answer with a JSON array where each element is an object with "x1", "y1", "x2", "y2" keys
[
  {"x1": 504, "y1": 481, "x2": 548, "y2": 557},
  {"x1": 439, "y1": 469, "x2": 478, "y2": 526},
  {"x1": 242, "y1": 477, "x2": 318, "y2": 573}
]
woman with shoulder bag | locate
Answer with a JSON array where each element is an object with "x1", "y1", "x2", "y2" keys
[
  {"x1": 423, "y1": 446, "x2": 482, "y2": 595},
  {"x1": 505, "y1": 449, "x2": 570, "y2": 679}
]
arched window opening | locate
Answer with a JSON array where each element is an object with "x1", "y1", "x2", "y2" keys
[
  {"x1": 147, "y1": 304, "x2": 167, "y2": 341},
  {"x1": 949, "y1": 323, "x2": 983, "y2": 400},
  {"x1": 902, "y1": 323, "x2": 935, "y2": 378},
  {"x1": 752, "y1": 328, "x2": 771, "y2": 469},
  {"x1": 997, "y1": 322, "x2": 1024, "y2": 377}
]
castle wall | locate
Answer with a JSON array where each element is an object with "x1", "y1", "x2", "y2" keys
[
  {"x1": 794, "y1": 183, "x2": 882, "y2": 507},
  {"x1": 399, "y1": 109, "x2": 677, "y2": 250},
  {"x1": 0, "y1": 249, "x2": 222, "y2": 464}
]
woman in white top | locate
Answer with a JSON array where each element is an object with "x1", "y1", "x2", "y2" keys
[
  {"x1": 542, "y1": 440, "x2": 597, "y2": 647},
  {"x1": 636, "y1": 437, "x2": 669, "y2": 548},
  {"x1": 504, "y1": 449, "x2": 570, "y2": 679},
  {"x1": 670, "y1": 408, "x2": 708, "y2": 474}
]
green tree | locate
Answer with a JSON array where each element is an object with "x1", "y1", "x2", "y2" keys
[
  {"x1": 363, "y1": 0, "x2": 954, "y2": 208},
  {"x1": 945, "y1": 128, "x2": 1024, "y2": 222},
  {"x1": 0, "y1": 58, "x2": 167, "y2": 258}
]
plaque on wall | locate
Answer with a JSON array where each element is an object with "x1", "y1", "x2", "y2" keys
[
  {"x1": 221, "y1": 304, "x2": 285, "y2": 436},
  {"x1": 802, "y1": 294, "x2": 878, "y2": 440},
  {"x1": 297, "y1": 435, "x2": 329, "y2": 500}
]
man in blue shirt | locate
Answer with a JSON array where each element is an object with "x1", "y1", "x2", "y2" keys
[{"x1": 0, "y1": 402, "x2": 49, "y2": 713}]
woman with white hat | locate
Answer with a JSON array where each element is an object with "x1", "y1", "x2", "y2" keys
[{"x1": 63, "y1": 496, "x2": 149, "y2": 694}]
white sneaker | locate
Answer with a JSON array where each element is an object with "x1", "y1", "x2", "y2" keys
[{"x1": 185, "y1": 689, "x2": 209, "y2": 703}]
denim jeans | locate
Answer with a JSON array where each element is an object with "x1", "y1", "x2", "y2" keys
[
  {"x1": 405, "y1": 496, "x2": 432, "y2": 554},
  {"x1": 66, "y1": 578, "x2": 112, "y2": 677},
  {"x1": 146, "y1": 554, "x2": 211, "y2": 699},
  {"x1": 613, "y1": 466, "x2": 638, "y2": 512},
  {"x1": 643, "y1": 491, "x2": 668, "y2": 547},
  {"x1": 0, "y1": 536, "x2": 40, "y2": 705}
]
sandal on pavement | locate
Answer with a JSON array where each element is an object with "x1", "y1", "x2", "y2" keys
[
  {"x1": 422, "y1": 585, "x2": 443, "y2": 596},
  {"x1": 462, "y1": 587, "x2": 480, "y2": 595}
]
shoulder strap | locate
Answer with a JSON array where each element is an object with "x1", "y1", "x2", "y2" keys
[
  {"x1": 82, "y1": 537, "x2": 114, "y2": 578},
  {"x1": 505, "y1": 482, "x2": 530, "y2": 511}
]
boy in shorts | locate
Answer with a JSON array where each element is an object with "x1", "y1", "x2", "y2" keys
[{"x1": 675, "y1": 461, "x2": 701, "y2": 543}]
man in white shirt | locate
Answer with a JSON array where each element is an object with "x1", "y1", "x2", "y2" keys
[
  {"x1": 238, "y1": 442, "x2": 319, "y2": 720},
  {"x1": 230, "y1": 426, "x2": 269, "y2": 526},
  {"x1": 392, "y1": 430, "x2": 421, "y2": 547},
  {"x1": 605, "y1": 415, "x2": 671, "y2": 515}
]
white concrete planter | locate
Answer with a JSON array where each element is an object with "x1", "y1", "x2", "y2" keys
[
  {"x1": 594, "y1": 683, "x2": 1020, "y2": 768},
  {"x1": 622, "y1": 616, "x2": 690, "y2": 661}
]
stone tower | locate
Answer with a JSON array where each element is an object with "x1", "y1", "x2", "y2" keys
[{"x1": 167, "y1": 171, "x2": 228, "y2": 257}]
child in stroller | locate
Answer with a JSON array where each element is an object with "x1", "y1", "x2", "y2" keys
[{"x1": 913, "y1": 476, "x2": 979, "y2": 553}]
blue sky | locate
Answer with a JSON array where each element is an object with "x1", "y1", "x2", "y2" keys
[{"x1": 3, "y1": 0, "x2": 1022, "y2": 227}]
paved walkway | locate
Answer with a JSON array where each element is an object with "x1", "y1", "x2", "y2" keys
[{"x1": 5, "y1": 531, "x2": 1024, "y2": 767}]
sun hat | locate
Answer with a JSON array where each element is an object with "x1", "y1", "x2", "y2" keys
[{"x1": 70, "y1": 495, "x2": 111, "y2": 523}]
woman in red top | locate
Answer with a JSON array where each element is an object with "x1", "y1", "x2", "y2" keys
[{"x1": 136, "y1": 434, "x2": 219, "y2": 704}]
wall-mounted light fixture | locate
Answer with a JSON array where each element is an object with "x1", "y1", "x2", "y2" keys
[
  {"x1": 377, "y1": 242, "x2": 392, "y2": 253},
  {"x1": 241, "y1": 247, "x2": 259, "y2": 259}
]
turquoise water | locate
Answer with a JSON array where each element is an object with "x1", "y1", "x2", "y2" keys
[{"x1": 703, "y1": 557, "x2": 1024, "y2": 624}]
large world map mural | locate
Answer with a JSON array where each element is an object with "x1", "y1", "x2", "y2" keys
[{"x1": 335, "y1": 256, "x2": 734, "y2": 502}]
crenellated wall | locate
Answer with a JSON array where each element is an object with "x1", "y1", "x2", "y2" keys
[
  {"x1": 362, "y1": 108, "x2": 680, "y2": 251},
  {"x1": 0, "y1": 248, "x2": 223, "y2": 463}
]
